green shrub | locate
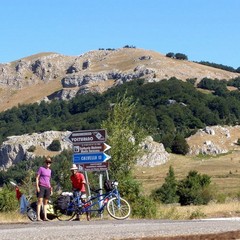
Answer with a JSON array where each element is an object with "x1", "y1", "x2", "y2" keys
[
  {"x1": 189, "y1": 208, "x2": 206, "y2": 219},
  {"x1": 151, "y1": 166, "x2": 179, "y2": 204},
  {"x1": 171, "y1": 135, "x2": 189, "y2": 155},
  {"x1": 0, "y1": 187, "x2": 19, "y2": 212},
  {"x1": 131, "y1": 195, "x2": 157, "y2": 218},
  {"x1": 47, "y1": 139, "x2": 61, "y2": 151},
  {"x1": 177, "y1": 170, "x2": 212, "y2": 205},
  {"x1": 27, "y1": 145, "x2": 36, "y2": 152},
  {"x1": 119, "y1": 178, "x2": 157, "y2": 218}
]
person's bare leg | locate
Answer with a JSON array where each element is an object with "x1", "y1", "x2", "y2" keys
[
  {"x1": 37, "y1": 198, "x2": 43, "y2": 221},
  {"x1": 86, "y1": 212, "x2": 90, "y2": 221},
  {"x1": 43, "y1": 199, "x2": 49, "y2": 221}
]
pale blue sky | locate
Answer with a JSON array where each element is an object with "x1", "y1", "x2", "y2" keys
[{"x1": 0, "y1": 0, "x2": 239, "y2": 68}]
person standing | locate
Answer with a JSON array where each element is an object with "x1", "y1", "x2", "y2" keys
[
  {"x1": 36, "y1": 157, "x2": 52, "y2": 221},
  {"x1": 70, "y1": 164, "x2": 89, "y2": 221}
]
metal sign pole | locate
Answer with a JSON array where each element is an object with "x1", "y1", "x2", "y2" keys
[
  {"x1": 84, "y1": 170, "x2": 91, "y2": 197},
  {"x1": 106, "y1": 170, "x2": 109, "y2": 180},
  {"x1": 99, "y1": 173, "x2": 103, "y2": 219}
]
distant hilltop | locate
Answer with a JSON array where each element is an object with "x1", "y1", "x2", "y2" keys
[{"x1": 0, "y1": 47, "x2": 239, "y2": 111}]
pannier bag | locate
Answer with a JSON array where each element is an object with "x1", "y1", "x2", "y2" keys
[
  {"x1": 56, "y1": 195, "x2": 71, "y2": 212},
  {"x1": 104, "y1": 180, "x2": 114, "y2": 192}
]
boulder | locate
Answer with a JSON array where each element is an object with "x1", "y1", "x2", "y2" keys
[{"x1": 136, "y1": 136, "x2": 169, "y2": 167}]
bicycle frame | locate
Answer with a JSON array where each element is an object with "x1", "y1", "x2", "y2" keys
[
  {"x1": 56, "y1": 180, "x2": 131, "y2": 220},
  {"x1": 82, "y1": 188, "x2": 121, "y2": 214}
]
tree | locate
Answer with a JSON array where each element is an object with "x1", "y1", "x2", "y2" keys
[
  {"x1": 47, "y1": 139, "x2": 61, "y2": 151},
  {"x1": 177, "y1": 170, "x2": 212, "y2": 205},
  {"x1": 166, "y1": 52, "x2": 175, "y2": 58},
  {"x1": 101, "y1": 93, "x2": 147, "y2": 181},
  {"x1": 175, "y1": 53, "x2": 188, "y2": 60},
  {"x1": 101, "y1": 93, "x2": 156, "y2": 218},
  {"x1": 151, "y1": 166, "x2": 179, "y2": 204},
  {"x1": 171, "y1": 135, "x2": 189, "y2": 155}
]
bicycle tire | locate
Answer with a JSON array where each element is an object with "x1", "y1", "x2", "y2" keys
[
  {"x1": 106, "y1": 197, "x2": 131, "y2": 220},
  {"x1": 27, "y1": 207, "x2": 38, "y2": 222},
  {"x1": 55, "y1": 209, "x2": 76, "y2": 221}
]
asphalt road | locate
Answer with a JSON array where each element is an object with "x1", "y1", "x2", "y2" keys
[{"x1": 1, "y1": 218, "x2": 240, "y2": 240}]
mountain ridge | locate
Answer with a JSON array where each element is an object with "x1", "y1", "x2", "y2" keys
[{"x1": 0, "y1": 48, "x2": 239, "y2": 112}]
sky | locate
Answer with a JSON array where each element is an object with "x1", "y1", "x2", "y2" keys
[{"x1": 0, "y1": 0, "x2": 239, "y2": 69}]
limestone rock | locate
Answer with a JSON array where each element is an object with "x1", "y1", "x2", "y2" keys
[
  {"x1": 0, "y1": 131, "x2": 71, "y2": 170},
  {"x1": 137, "y1": 136, "x2": 170, "y2": 167},
  {"x1": 186, "y1": 125, "x2": 240, "y2": 156}
]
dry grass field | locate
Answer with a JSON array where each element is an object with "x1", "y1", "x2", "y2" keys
[
  {"x1": 134, "y1": 151, "x2": 240, "y2": 219},
  {"x1": 134, "y1": 151, "x2": 240, "y2": 196}
]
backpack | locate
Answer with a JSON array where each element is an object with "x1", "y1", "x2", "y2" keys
[
  {"x1": 104, "y1": 180, "x2": 114, "y2": 192},
  {"x1": 56, "y1": 195, "x2": 71, "y2": 212}
]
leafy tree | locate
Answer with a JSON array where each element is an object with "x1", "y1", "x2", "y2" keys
[
  {"x1": 171, "y1": 135, "x2": 189, "y2": 155},
  {"x1": 151, "y1": 166, "x2": 179, "y2": 204},
  {"x1": 101, "y1": 93, "x2": 147, "y2": 181},
  {"x1": 51, "y1": 150, "x2": 73, "y2": 191},
  {"x1": 101, "y1": 93, "x2": 156, "y2": 218},
  {"x1": 175, "y1": 53, "x2": 188, "y2": 60},
  {"x1": 186, "y1": 78, "x2": 197, "y2": 85},
  {"x1": 177, "y1": 170, "x2": 212, "y2": 205},
  {"x1": 166, "y1": 52, "x2": 175, "y2": 58}
]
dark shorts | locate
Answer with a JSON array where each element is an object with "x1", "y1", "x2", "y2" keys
[{"x1": 37, "y1": 186, "x2": 51, "y2": 199}]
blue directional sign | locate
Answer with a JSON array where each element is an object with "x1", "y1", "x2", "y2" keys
[{"x1": 73, "y1": 152, "x2": 111, "y2": 164}]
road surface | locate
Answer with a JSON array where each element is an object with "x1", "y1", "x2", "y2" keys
[{"x1": 1, "y1": 218, "x2": 240, "y2": 240}]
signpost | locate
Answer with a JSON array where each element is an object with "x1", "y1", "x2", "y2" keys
[
  {"x1": 73, "y1": 152, "x2": 111, "y2": 164},
  {"x1": 66, "y1": 129, "x2": 106, "y2": 144},
  {"x1": 82, "y1": 162, "x2": 109, "y2": 172},
  {"x1": 73, "y1": 143, "x2": 111, "y2": 154},
  {"x1": 66, "y1": 129, "x2": 111, "y2": 169},
  {"x1": 67, "y1": 129, "x2": 111, "y2": 216}
]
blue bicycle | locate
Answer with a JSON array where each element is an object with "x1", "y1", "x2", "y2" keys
[{"x1": 55, "y1": 180, "x2": 131, "y2": 220}]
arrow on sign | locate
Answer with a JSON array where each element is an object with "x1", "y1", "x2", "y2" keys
[
  {"x1": 73, "y1": 143, "x2": 111, "y2": 153},
  {"x1": 73, "y1": 152, "x2": 111, "y2": 164},
  {"x1": 103, "y1": 143, "x2": 111, "y2": 152}
]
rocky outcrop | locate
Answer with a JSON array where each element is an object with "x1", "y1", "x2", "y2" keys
[
  {"x1": 0, "y1": 131, "x2": 71, "y2": 170},
  {"x1": 1, "y1": 48, "x2": 239, "y2": 109},
  {"x1": 186, "y1": 125, "x2": 240, "y2": 155},
  {"x1": 0, "y1": 132, "x2": 170, "y2": 170},
  {"x1": 136, "y1": 136, "x2": 170, "y2": 167}
]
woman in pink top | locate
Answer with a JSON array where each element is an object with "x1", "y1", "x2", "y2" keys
[{"x1": 36, "y1": 157, "x2": 52, "y2": 221}]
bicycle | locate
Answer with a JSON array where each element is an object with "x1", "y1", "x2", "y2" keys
[{"x1": 55, "y1": 180, "x2": 131, "y2": 221}]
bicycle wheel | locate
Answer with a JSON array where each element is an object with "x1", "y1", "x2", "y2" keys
[
  {"x1": 107, "y1": 197, "x2": 131, "y2": 220},
  {"x1": 27, "y1": 207, "x2": 37, "y2": 222},
  {"x1": 55, "y1": 208, "x2": 76, "y2": 221}
]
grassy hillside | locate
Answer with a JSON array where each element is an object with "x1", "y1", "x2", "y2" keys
[{"x1": 134, "y1": 151, "x2": 240, "y2": 197}]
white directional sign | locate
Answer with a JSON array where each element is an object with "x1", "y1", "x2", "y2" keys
[
  {"x1": 66, "y1": 129, "x2": 106, "y2": 144},
  {"x1": 73, "y1": 143, "x2": 111, "y2": 153}
]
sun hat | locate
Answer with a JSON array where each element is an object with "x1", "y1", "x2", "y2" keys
[
  {"x1": 70, "y1": 164, "x2": 78, "y2": 170},
  {"x1": 45, "y1": 157, "x2": 52, "y2": 163}
]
